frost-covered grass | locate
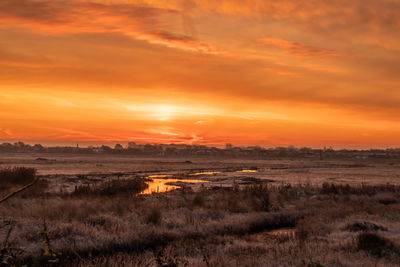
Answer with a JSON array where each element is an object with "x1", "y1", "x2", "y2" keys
[{"x1": 1, "y1": 167, "x2": 400, "y2": 266}]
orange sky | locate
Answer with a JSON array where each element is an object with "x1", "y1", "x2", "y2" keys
[{"x1": 1, "y1": 0, "x2": 400, "y2": 148}]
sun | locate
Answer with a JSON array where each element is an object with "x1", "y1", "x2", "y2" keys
[{"x1": 154, "y1": 105, "x2": 177, "y2": 121}]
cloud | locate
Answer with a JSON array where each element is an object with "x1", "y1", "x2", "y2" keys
[
  {"x1": 259, "y1": 37, "x2": 339, "y2": 57},
  {"x1": 134, "y1": 0, "x2": 400, "y2": 50},
  {"x1": 0, "y1": 1, "x2": 161, "y2": 27},
  {"x1": 1, "y1": 0, "x2": 400, "y2": 147},
  {"x1": 135, "y1": 31, "x2": 219, "y2": 54},
  {"x1": 194, "y1": 0, "x2": 400, "y2": 31},
  {"x1": 0, "y1": 128, "x2": 12, "y2": 138},
  {"x1": 0, "y1": 0, "x2": 218, "y2": 54}
]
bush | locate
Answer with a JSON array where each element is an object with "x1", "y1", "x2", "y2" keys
[
  {"x1": 357, "y1": 232, "x2": 399, "y2": 257},
  {"x1": 0, "y1": 167, "x2": 36, "y2": 190}
]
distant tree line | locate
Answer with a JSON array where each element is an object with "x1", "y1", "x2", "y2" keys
[{"x1": 1, "y1": 141, "x2": 400, "y2": 159}]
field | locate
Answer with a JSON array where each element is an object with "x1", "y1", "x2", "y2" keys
[{"x1": 0, "y1": 153, "x2": 400, "y2": 266}]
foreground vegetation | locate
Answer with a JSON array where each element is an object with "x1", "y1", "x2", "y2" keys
[{"x1": 0, "y1": 167, "x2": 400, "y2": 266}]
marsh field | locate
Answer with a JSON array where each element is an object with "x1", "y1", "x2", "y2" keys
[{"x1": 0, "y1": 153, "x2": 400, "y2": 266}]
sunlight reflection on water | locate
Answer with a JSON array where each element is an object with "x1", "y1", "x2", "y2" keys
[
  {"x1": 140, "y1": 178, "x2": 207, "y2": 194},
  {"x1": 237, "y1": 170, "x2": 258, "y2": 173},
  {"x1": 267, "y1": 228, "x2": 296, "y2": 236}
]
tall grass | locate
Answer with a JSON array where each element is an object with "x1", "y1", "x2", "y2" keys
[
  {"x1": 321, "y1": 182, "x2": 400, "y2": 195},
  {"x1": 70, "y1": 178, "x2": 148, "y2": 197},
  {"x1": 0, "y1": 167, "x2": 36, "y2": 190},
  {"x1": 1, "y1": 175, "x2": 400, "y2": 266}
]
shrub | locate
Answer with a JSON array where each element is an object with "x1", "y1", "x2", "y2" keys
[
  {"x1": 357, "y1": 232, "x2": 399, "y2": 257},
  {"x1": 0, "y1": 167, "x2": 36, "y2": 190}
]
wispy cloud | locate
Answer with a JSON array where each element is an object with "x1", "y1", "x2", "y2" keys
[
  {"x1": 135, "y1": 32, "x2": 220, "y2": 54},
  {"x1": 0, "y1": 128, "x2": 12, "y2": 138},
  {"x1": 259, "y1": 37, "x2": 339, "y2": 57},
  {"x1": 0, "y1": 0, "x2": 218, "y2": 54},
  {"x1": 1, "y1": 0, "x2": 400, "y2": 147}
]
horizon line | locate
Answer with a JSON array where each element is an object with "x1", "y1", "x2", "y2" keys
[{"x1": 1, "y1": 139, "x2": 400, "y2": 151}]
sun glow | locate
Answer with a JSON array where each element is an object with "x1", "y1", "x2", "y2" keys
[
  {"x1": 123, "y1": 103, "x2": 182, "y2": 121},
  {"x1": 155, "y1": 105, "x2": 177, "y2": 121},
  {"x1": 2, "y1": 0, "x2": 400, "y2": 148},
  {"x1": 122, "y1": 102, "x2": 222, "y2": 122}
]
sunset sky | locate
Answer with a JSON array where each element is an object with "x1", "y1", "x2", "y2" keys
[{"x1": 1, "y1": 0, "x2": 400, "y2": 148}]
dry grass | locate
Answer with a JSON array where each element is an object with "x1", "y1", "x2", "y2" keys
[
  {"x1": 0, "y1": 166, "x2": 48, "y2": 198},
  {"x1": 70, "y1": 178, "x2": 147, "y2": 197},
  {"x1": 1, "y1": 168, "x2": 400, "y2": 266},
  {"x1": 0, "y1": 167, "x2": 36, "y2": 190}
]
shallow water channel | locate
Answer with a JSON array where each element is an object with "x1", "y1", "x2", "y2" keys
[
  {"x1": 140, "y1": 177, "x2": 208, "y2": 194},
  {"x1": 140, "y1": 169, "x2": 259, "y2": 194}
]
